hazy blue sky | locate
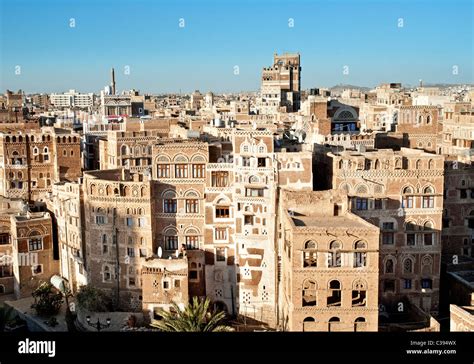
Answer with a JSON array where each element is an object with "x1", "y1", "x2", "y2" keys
[{"x1": 0, "y1": 0, "x2": 472, "y2": 93}]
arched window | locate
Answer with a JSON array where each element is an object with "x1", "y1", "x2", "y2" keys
[
  {"x1": 302, "y1": 317, "x2": 315, "y2": 332},
  {"x1": 395, "y1": 158, "x2": 402, "y2": 169},
  {"x1": 241, "y1": 143, "x2": 250, "y2": 153},
  {"x1": 374, "y1": 159, "x2": 380, "y2": 170},
  {"x1": 249, "y1": 175, "x2": 260, "y2": 184},
  {"x1": 163, "y1": 191, "x2": 177, "y2": 213},
  {"x1": 185, "y1": 227, "x2": 200, "y2": 250},
  {"x1": 328, "y1": 241, "x2": 342, "y2": 267},
  {"x1": 164, "y1": 228, "x2": 178, "y2": 251},
  {"x1": 352, "y1": 279, "x2": 367, "y2": 307},
  {"x1": 303, "y1": 241, "x2": 317, "y2": 267},
  {"x1": 302, "y1": 279, "x2": 317, "y2": 307},
  {"x1": 103, "y1": 265, "x2": 111, "y2": 281},
  {"x1": 428, "y1": 159, "x2": 434, "y2": 169},
  {"x1": 355, "y1": 184, "x2": 368, "y2": 194},
  {"x1": 422, "y1": 256, "x2": 433, "y2": 275},
  {"x1": 121, "y1": 145, "x2": 128, "y2": 155},
  {"x1": 405, "y1": 221, "x2": 416, "y2": 246},
  {"x1": 328, "y1": 317, "x2": 340, "y2": 332},
  {"x1": 423, "y1": 221, "x2": 435, "y2": 245},
  {"x1": 354, "y1": 317, "x2": 366, "y2": 332},
  {"x1": 422, "y1": 186, "x2": 435, "y2": 208},
  {"x1": 353, "y1": 241, "x2": 367, "y2": 268},
  {"x1": 415, "y1": 159, "x2": 421, "y2": 169},
  {"x1": 403, "y1": 258, "x2": 414, "y2": 273},
  {"x1": 418, "y1": 115, "x2": 423, "y2": 124},
  {"x1": 402, "y1": 186, "x2": 414, "y2": 208},
  {"x1": 338, "y1": 159, "x2": 344, "y2": 169},
  {"x1": 426, "y1": 115, "x2": 431, "y2": 124},
  {"x1": 385, "y1": 258, "x2": 394, "y2": 274},
  {"x1": 327, "y1": 280, "x2": 341, "y2": 307}
]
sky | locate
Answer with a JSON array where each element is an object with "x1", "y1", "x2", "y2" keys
[{"x1": 0, "y1": 0, "x2": 472, "y2": 94}]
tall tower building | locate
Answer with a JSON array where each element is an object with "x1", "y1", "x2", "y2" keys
[
  {"x1": 258, "y1": 53, "x2": 301, "y2": 114},
  {"x1": 111, "y1": 68, "x2": 116, "y2": 95}
]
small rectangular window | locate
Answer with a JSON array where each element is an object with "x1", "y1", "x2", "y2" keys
[
  {"x1": 192, "y1": 164, "x2": 205, "y2": 178},
  {"x1": 215, "y1": 228, "x2": 227, "y2": 241},
  {"x1": 421, "y1": 279, "x2": 432, "y2": 289},
  {"x1": 403, "y1": 279, "x2": 412, "y2": 289},
  {"x1": 163, "y1": 199, "x2": 177, "y2": 213},
  {"x1": 164, "y1": 236, "x2": 178, "y2": 251},
  {"x1": 175, "y1": 164, "x2": 188, "y2": 178},
  {"x1": 216, "y1": 248, "x2": 226, "y2": 262},
  {"x1": 216, "y1": 206, "x2": 230, "y2": 218},
  {"x1": 96, "y1": 215, "x2": 106, "y2": 225},
  {"x1": 355, "y1": 198, "x2": 368, "y2": 210}
]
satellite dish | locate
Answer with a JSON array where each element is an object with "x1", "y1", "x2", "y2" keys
[{"x1": 157, "y1": 246, "x2": 162, "y2": 258}]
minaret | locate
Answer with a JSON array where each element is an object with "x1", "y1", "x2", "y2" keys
[{"x1": 111, "y1": 68, "x2": 116, "y2": 95}]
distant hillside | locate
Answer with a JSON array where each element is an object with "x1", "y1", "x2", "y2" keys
[{"x1": 329, "y1": 84, "x2": 372, "y2": 93}]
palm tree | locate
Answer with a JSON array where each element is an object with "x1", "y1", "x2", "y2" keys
[
  {"x1": 0, "y1": 305, "x2": 14, "y2": 332},
  {"x1": 151, "y1": 297, "x2": 234, "y2": 332}
]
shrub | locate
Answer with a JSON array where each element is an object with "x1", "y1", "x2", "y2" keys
[
  {"x1": 76, "y1": 285, "x2": 112, "y2": 312},
  {"x1": 31, "y1": 282, "x2": 63, "y2": 317}
]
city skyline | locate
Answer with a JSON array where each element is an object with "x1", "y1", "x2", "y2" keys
[{"x1": 1, "y1": 0, "x2": 473, "y2": 94}]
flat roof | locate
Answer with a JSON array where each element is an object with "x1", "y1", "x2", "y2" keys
[{"x1": 291, "y1": 215, "x2": 370, "y2": 229}]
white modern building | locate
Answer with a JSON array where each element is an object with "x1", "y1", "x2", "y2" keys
[{"x1": 50, "y1": 89, "x2": 94, "y2": 109}]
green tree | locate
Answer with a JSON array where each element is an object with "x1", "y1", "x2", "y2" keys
[
  {"x1": 76, "y1": 285, "x2": 112, "y2": 312},
  {"x1": 31, "y1": 282, "x2": 63, "y2": 316},
  {"x1": 151, "y1": 297, "x2": 234, "y2": 332}
]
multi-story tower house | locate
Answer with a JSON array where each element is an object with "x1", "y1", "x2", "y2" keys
[
  {"x1": 0, "y1": 128, "x2": 81, "y2": 201},
  {"x1": 442, "y1": 160, "x2": 474, "y2": 258},
  {"x1": 0, "y1": 198, "x2": 58, "y2": 299},
  {"x1": 48, "y1": 181, "x2": 87, "y2": 293},
  {"x1": 101, "y1": 130, "x2": 160, "y2": 173},
  {"x1": 258, "y1": 53, "x2": 301, "y2": 114},
  {"x1": 441, "y1": 110, "x2": 474, "y2": 258},
  {"x1": 279, "y1": 190, "x2": 379, "y2": 331},
  {"x1": 83, "y1": 169, "x2": 155, "y2": 310},
  {"x1": 232, "y1": 129, "x2": 278, "y2": 325},
  {"x1": 151, "y1": 139, "x2": 208, "y2": 298},
  {"x1": 317, "y1": 147, "x2": 444, "y2": 318},
  {"x1": 203, "y1": 140, "x2": 237, "y2": 314},
  {"x1": 10, "y1": 209, "x2": 58, "y2": 299},
  {"x1": 376, "y1": 105, "x2": 441, "y2": 153}
]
